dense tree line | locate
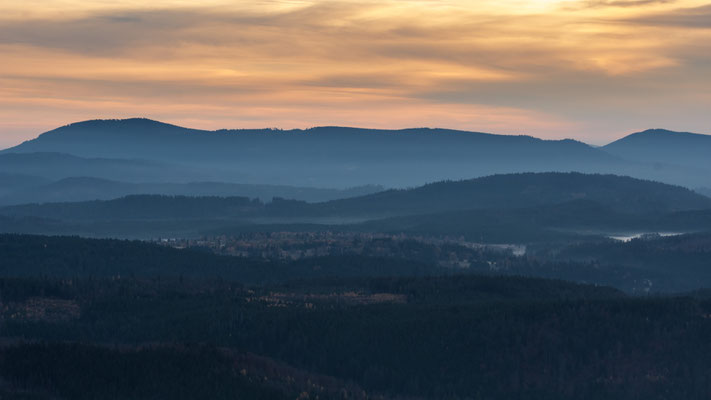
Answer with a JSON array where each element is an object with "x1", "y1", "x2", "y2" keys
[
  {"x1": 0, "y1": 343, "x2": 346, "y2": 400},
  {"x1": 2, "y1": 172, "x2": 710, "y2": 229},
  {"x1": 0, "y1": 234, "x2": 445, "y2": 284},
  {"x1": 4, "y1": 233, "x2": 711, "y2": 293},
  {"x1": 2, "y1": 234, "x2": 711, "y2": 398},
  {"x1": 553, "y1": 232, "x2": 711, "y2": 292},
  {"x1": 1, "y1": 274, "x2": 711, "y2": 399}
]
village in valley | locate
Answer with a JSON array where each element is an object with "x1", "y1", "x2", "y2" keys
[{"x1": 153, "y1": 231, "x2": 525, "y2": 269}]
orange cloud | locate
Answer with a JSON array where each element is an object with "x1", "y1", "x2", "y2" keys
[{"x1": 0, "y1": 0, "x2": 709, "y2": 147}]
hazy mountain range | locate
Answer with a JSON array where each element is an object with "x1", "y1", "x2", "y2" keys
[
  {"x1": 2, "y1": 172, "x2": 709, "y2": 241},
  {"x1": 2, "y1": 119, "x2": 710, "y2": 193},
  {"x1": 0, "y1": 176, "x2": 382, "y2": 206}
]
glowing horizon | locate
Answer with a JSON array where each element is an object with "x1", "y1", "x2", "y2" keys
[{"x1": 1, "y1": 0, "x2": 710, "y2": 147}]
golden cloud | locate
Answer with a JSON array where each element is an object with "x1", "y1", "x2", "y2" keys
[{"x1": 0, "y1": 0, "x2": 709, "y2": 146}]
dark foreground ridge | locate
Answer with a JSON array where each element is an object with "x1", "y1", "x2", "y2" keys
[{"x1": 1, "y1": 234, "x2": 711, "y2": 399}]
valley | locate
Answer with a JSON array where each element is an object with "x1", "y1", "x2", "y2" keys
[{"x1": 1, "y1": 120, "x2": 711, "y2": 399}]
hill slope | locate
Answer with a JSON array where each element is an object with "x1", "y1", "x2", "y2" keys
[
  {"x1": 5, "y1": 119, "x2": 604, "y2": 163},
  {"x1": 0, "y1": 152, "x2": 214, "y2": 183},
  {"x1": 302, "y1": 172, "x2": 711, "y2": 217},
  {"x1": 603, "y1": 129, "x2": 711, "y2": 170},
  {"x1": 5, "y1": 118, "x2": 711, "y2": 188},
  {"x1": 0, "y1": 172, "x2": 50, "y2": 196},
  {"x1": 2, "y1": 118, "x2": 629, "y2": 188},
  {"x1": 3, "y1": 173, "x2": 709, "y2": 220},
  {"x1": 0, "y1": 177, "x2": 383, "y2": 206}
]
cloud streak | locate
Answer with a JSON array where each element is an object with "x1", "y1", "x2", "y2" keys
[
  {"x1": 623, "y1": 4, "x2": 711, "y2": 27},
  {"x1": 564, "y1": 0, "x2": 677, "y2": 9},
  {"x1": 0, "y1": 0, "x2": 709, "y2": 146}
]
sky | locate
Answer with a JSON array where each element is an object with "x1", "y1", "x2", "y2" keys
[{"x1": 0, "y1": 0, "x2": 709, "y2": 147}]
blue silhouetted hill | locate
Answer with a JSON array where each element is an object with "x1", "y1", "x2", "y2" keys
[
  {"x1": 2, "y1": 173, "x2": 709, "y2": 226},
  {"x1": 0, "y1": 172, "x2": 50, "y2": 196},
  {"x1": 0, "y1": 176, "x2": 383, "y2": 206},
  {"x1": 4, "y1": 119, "x2": 711, "y2": 188},
  {"x1": 603, "y1": 128, "x2": 711, "y2": 170},
  {"x1": 0, "y1": 151, "x2": 214, "y2": 183},
  {"x1": 300, "y1": 172, "x2": 711, "y2": 217},
  {"x1": 5, "y1": 119, "x2": 602, "y2": 163},
  {"x1": 0, "y1": 118, "x2": 626, "y2": 187}
]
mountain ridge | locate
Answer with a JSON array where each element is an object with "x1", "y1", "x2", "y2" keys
[
  {"x1": 6, "y1": 118, "x2": 710, "y2": 151},
  {"x1": 2, "y1": 119, "x2": 710, "y2": 188},
  {"x1": 297, "y1": 172, "x2": 711, "y2": 217},
  {"x1": 0, "y1": 118, "x2": 625, "y2": 188},
  {"x1": 605, "y1": 128, "x2": 709, "y2": 145},
  {"x1": 3, "y1": 172, "x2": 709, "y2": 221},
  {"x1": 5, "y1": 118, "x2": 601, "y2": 157}
]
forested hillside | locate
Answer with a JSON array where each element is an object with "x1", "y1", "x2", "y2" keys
[
  {"x1": 3, "y1": 172, "x2": 709, "y2": 222},
  {"x1": 1, "y1": 271, "x2": 710, "y2": 399}
]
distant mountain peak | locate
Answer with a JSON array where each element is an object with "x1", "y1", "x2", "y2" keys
[
  {"x1": 631, "y1": 128, "x2": 701, "y2": 138},
  {"x1": 600, "y1": 128, "x2": 711, "y2": 175},
  {"x1": 64, "y1": 117, "x2": 173, "y2": 127},
  {"x1": 604, "y1": 128, "x2": 711, "y2": 148},
  {"x1": 638, "y1": 128, "x2": 679, "y2": 134},
  {"x1": 44, "y1": 118, "x2": 193, "y2": 137}
]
